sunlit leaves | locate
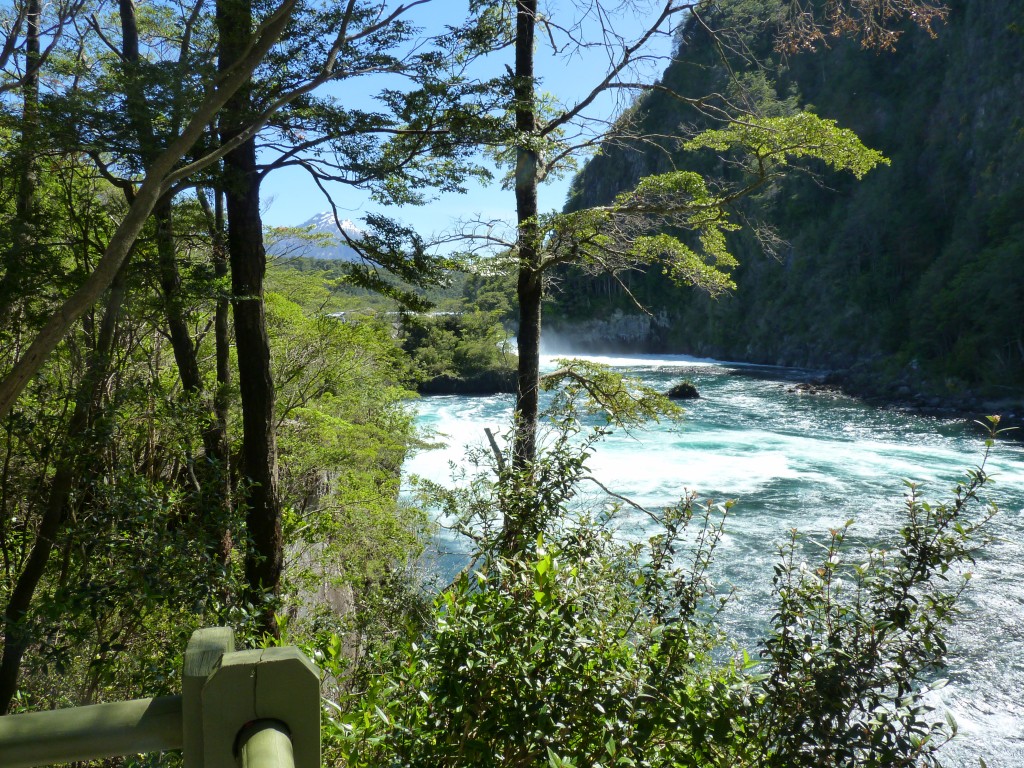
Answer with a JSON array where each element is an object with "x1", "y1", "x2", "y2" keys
[
  {"x1": 541, "y1": 358, "x2": 685, "y2": 428},
  {"x1": 758, "y1": 464, "x2": 997, "y2": 766},
  {"x1": 617, "y1": 169, "x2": 714, "y2": 206},
  {"x1": 523, "y1": 111, "x2": 885, "y2": 300},
  {"x1": 685, "y1": 111, "x2": 889, "y2": 179},
  {"x1": 329, "y1": 485, "x2": 735, "y2": 767},
  {"x1": 631, "y1": 233, "x2": 737, "y2": 293},
  {"x1": 266, "y1": 281, "x2": 424, "y2": 595}
]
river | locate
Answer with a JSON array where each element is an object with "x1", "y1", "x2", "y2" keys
[{"x1": 403, "y1": 353, "x2": 1024, "y2": 767}]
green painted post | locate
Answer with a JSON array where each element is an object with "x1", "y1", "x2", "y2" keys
[
  {"x1": 236, "y1": 720, "x2": 294, "y2": 768},
  {"x1": 201, "y1": 646, "x2": 320, "y2": 768},
  {"x1": 0, "y1": 626, "x2": 319, "y2": 768},
  {"x1": 0, "y1": 695, "x2": 183, "y2": 768},
  {"x1": 183, "y1": 626, "x2": 236, "y2": 767}
]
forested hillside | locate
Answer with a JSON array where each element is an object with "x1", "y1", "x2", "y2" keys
[{"x1": 558, "y1": 0, "x2": 1024, "y2": 402}]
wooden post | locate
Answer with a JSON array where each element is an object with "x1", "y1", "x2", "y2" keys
[
  {"x1": 0, "y1": 627, "x2": 318, "y2": 768},
  {"x1": 201, "y1": 646, "x2": 320, "y2": 768},
  {"x1": 182, "y1": 626, "x2": 236, "y2": 767}
]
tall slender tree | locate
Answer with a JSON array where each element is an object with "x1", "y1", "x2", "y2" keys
[
  {"x1": 213, "y1": 0, "x2": 503, "y2": 633},
  {"x1": 465, "y1": 0, "x2": 894, "y2": 553},
  {"x1": 118, "y1": 0, "x2": 230, "y2": 527},
  {"x1": 0, "y1": 0, "x2": 42, "y2": 332},
  {"x1": 217, "y1": 0, "x2": 283, "y2": 634}
]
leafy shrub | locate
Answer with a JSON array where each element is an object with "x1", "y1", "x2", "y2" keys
[
  {"x1": 319, "y1": 406, "x2": 1001, "y2": 767},
  {"x1": 330, "y1": 496, "x2": 746, "y2": 767}
]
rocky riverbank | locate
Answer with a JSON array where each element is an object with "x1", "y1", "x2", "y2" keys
[
  {"x1": 751, "y1": 364, "x2": 1024, "y2": 440},
  {"x1": 823, "y1": 367, "x2": 1024, "y2": 438},
  {"x1": 417, "y1": 368, "x2": 516, "y2": 395},
  {"x1": 544, "y1": 315, "x2": 1021, "y2": 437}
]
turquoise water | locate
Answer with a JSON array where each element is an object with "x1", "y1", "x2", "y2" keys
[{"x1": 405, "y1": 353, "x2": 1024, "y2": 767}]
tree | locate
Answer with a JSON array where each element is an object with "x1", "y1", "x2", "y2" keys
[
  {"x1": 0, "y1": 232, "x2": 422, "y2": 713},
  {"x1": 0, "y1": 0, "x2": 41, "y2": 322},
  {"x1": 0, "y1": 0, "x2": 472, "y2": 696},
  {"x1": 0, "y1": 0, "x2": 300, "y2": 687},
  {"x1": 457, "y1": 0, "x2": 887, "y2": 554},
  {"x1": 0, "y1": 0, "x2": 474, "y2": 642},
  {"x1": 215, "y1": 0, "x2": 499, "y2": 634},
  {"x1": 217, "y1": 0, "x2": 286, "y2": 635},
  {"x1": 115, "y1": 0, "x2": 232, "y2": 539},
  {"x1": 0, "y1": 0, "x2": 460, "y2": 423},
  {"x1": 0, "y1": 0, "x2": 299, "y2": 420},
  {"x1": 0, "y1": 257, "x2": 129, "y2": 713}
]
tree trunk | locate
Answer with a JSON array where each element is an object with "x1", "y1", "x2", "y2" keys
[
  {"x1": 198, "y1": 184, "x2": 235, "y2": 560},
  {"x1": 197, "y1": 186, "x2": 233, "y2": 440},
  {"x1": 512, "y1": 0, "x2": 541, "y2": 467},
  {"x1": 219, "y1": 0, "x2": 282, "y2": 637},
  {"x1": 0, "y1": 0, "x2": 41, "y2": 327},
  {"x1": 120, "y1": 0, "x2": 229, "y2": 545},
  {"x1": 153, "y1": 199, "x2": 225, "y2": 458},
  {"x1": 506, "y1": 0, "x2": 543, "y2": 554},
  {"x1": 213, "y1": 187, "x2": 234, "y2": 560},
  {"x1": 212, "y1": 188, "x2": 232, "y2": 450}
]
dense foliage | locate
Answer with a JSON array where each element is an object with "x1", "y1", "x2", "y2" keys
[
  {"x1": 0, "y1": 0, "x2": 482, "y2": 713},
  {"x1": 268, "y1": 256, "x2": 518, "y2": 392},
  {"x1": 399, "y1": 309, "x2": 517, "y2": 393},
  {"x1": 0, "y1": 178, "x2": 422, "y2": 709}
]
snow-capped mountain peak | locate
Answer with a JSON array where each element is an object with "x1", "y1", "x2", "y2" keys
[
  {"x1": 267, "y1": 211, "x2": 363, "y2": 261},
  {"x1": 303, "y1": 211, "x2": 362, "y2": 236}
]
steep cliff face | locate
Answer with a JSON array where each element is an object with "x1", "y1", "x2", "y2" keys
[
  {"x1": 542, "y1": 309, "x2": 672, "y2": 353},
  {"x1": 555, "y1": 0, "x2": 1024, "y2": 397}
]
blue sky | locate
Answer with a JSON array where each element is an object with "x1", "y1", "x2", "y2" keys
[{"x1": 259, "y1": 0, "x2": 679, "y2": 240}]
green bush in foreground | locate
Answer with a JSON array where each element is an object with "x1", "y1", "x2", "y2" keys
[{"x1": 322, "y1": 404, "x2": 1001, "y2": 768}]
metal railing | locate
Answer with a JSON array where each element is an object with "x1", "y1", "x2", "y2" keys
[{"x1": 0, "y1": 627, "x2": 320, "y2": 768}]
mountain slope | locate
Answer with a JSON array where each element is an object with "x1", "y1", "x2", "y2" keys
[{"x1": 555, "y1": 0, "x2": 1024, "y2": 399}]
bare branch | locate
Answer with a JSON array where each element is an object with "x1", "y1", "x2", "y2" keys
[
  {"x1": 0, "y1": 3, "x2": 29, "y2": 72},
  {"x1": 777, "y1": 0, "x2": 948, "y2": 53},
  {"x1": 87, "y1": 13, "x2": 123, "y2": 60},
  {"x1": 581, "y1": 474, "x2": 660, "y2": 523},
  {"x1": 541, "y1": 0, "x2": 695, "y2": 138},
  {"x1": 0, "y1": 0, "x2": 87, "y2": 96}
]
